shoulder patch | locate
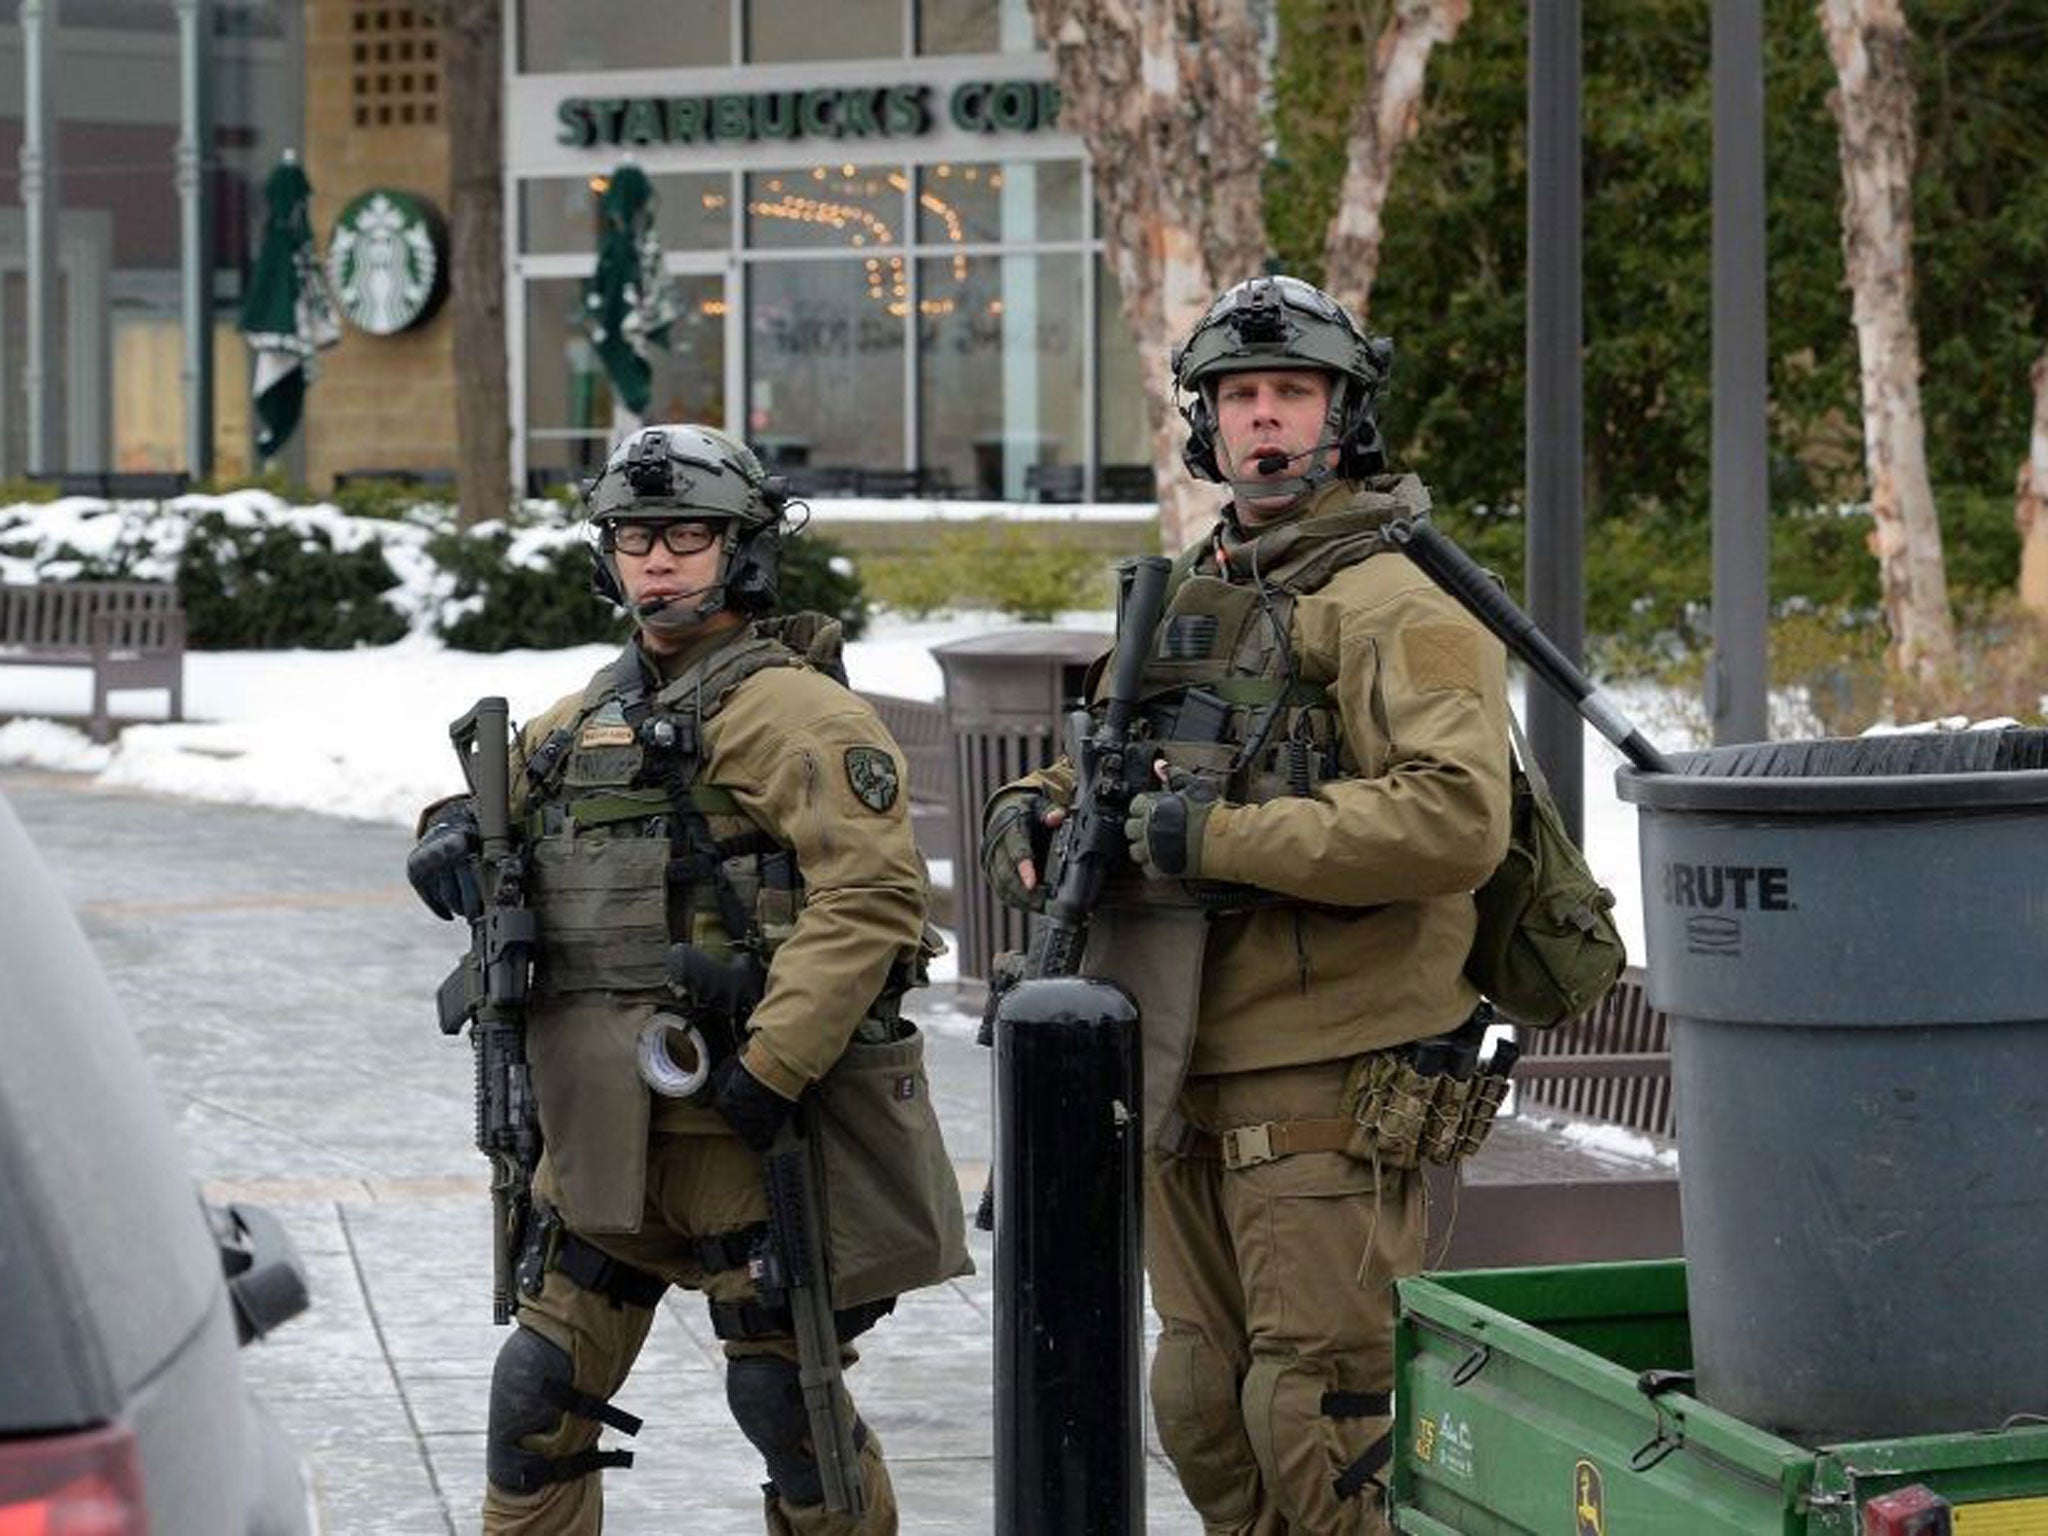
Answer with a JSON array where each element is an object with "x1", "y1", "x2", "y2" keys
[
  {"x1": 1403, "y1": 623, "x2": 1481, "y2": 694},
  {"x1": 843, "y1": 746, "x2": 900, "y2": 813}
]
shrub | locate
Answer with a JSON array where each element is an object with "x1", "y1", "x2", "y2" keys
[
  {"x1": 176, "y1": 511, "x2": 409, "y2": 649},
  {"x1": 429, "y1": 528, "x2": 625, "y2": 653},
  {"x1": 197, "y1": 467, "x2": 308, "y2": 501},
  {"x1": 865, "y1": 519, "x2": 1115, "y2": 620},
  {"x1": 777, "y1": 530, "x2": 871, "y2": 640},
  {"x1": 332, "y1": 476, "x2": 458, "y2": 523}
]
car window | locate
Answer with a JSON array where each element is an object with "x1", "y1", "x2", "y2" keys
[{"x1": 0, "y1": 793, "x2": 222, "y2": 1415}]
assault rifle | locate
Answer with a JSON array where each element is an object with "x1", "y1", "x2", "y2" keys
[
  {"x1": 440, "y1": 697, "x2": 541, "y2": 1325},
  {"x1": 1028, "y1": 554, "x2": 1174, "y2": 979},
  {"x1": 757, "y1": 1117, "x2": 867, "y2": 1516},
  {"x1": 973, "y1": 556, "x2": 1171, "y2": 1233}
]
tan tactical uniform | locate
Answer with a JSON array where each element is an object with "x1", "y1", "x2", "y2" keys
[
  {"x1": 482, "y1": 619, "x2": 927, "y2": 1536},
  {"x1": 1006, "y1": 475, "x2": 1511, "y2": 1533}
]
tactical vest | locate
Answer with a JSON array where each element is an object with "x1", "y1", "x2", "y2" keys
[
  {"x1": 519, "y1": 617, "x2": 843, "y2": 1036},
  {"x1": 1124, "y1": 492, "x2": 1416, "y2": 876},
  {"x1": 1078, "y1": 479, "x2": 1431, "y2": 1147}
]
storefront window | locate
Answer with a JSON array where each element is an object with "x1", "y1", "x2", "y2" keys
[
  {"x1": 747, "y1": 0, "x2": 901, "y2": 63},
  {"x1": 918, "y1": 253, "x2": 1083, "y2": 501},
  {"x1": 1096, "y1": 257, "x2": 1152, "y2": 500},
  {"x1": 521, "y1": 173, "x2": 732, "y2": 256},
  {"x1": 746, "y1": 165, "x2": 906, "y2": 252},
  {"x1": 518, "y1": 0, "x2": 730, "y2": 72},
  {"x1": 525, "y1": 274, "x2": 727, "y2": 480},
  {"x1": 748, "y1": 260, "x2": 905, "y2": 477},
  {"x1": 917, "y1": 0, "x2": 1039, "y2": 54},
  {"x1": 917, "y1": 159, "x2": 1080, "y2": 246}
]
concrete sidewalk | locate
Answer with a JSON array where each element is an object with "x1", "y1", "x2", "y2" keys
[{"x1": 4, "y1": 769, "x2": 1199, "y2": 1534}]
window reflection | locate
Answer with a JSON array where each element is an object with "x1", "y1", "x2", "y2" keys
[
  {"x1": 521, "y1": 174, "x2": 731, "y2": 256},
  {"x1": 1096, "y1": 258, "x2": 1152, "y2": 501},
  {"x1": 917, "y1": 0, "x2": 1039, "y2": 54},
  {"x1": 518, "y1": 0, "x2": 729, "y2": 71},
  {"x1": 748, "y1": 262, "x2": 906, "y2": 478},
  {"x1": 747, "y1": 166, "x2": 907, "y2": 252},
  {"x1": 748, "y1": 0, "x2": 901, "y2": 63},
  {"x1": 917, "y1": 160, "x2": 1080, "y2": 245},
  {"x1": 526, "y1": 274, "x2": 726, "y2": 442},
  {"x1": 918, "y1": 254, "x2": 1083, "y2": 501}
]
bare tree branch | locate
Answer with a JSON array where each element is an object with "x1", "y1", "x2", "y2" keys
[{"x1": 1321, "y1": 0, "x2": 1468, "y2": 324}]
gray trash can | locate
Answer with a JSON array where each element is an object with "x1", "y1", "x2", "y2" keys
[
  {"x1": 935, "y1": 629, "x2": 1110, "y2": 981},
  {"x1": 1616, "y1": 729, "x2": 2048, "y2": 1445}
]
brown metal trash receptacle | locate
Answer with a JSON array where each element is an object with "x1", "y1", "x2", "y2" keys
[{"x1": 935, "y1": 629, "x2": 1109, "y2": 981}]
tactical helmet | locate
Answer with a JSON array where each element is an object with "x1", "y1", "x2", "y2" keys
[
  {"x1": 584, "y1": 424, "x2": 788, "y2": 625},
  {"x1": 1170, "y1": 274, "x2": 1395, "y2": 488}
]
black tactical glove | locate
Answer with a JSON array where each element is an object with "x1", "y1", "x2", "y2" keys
[
  {"x1": 406, "y1": 800, "x2": 483, "y2": 921},
  {"x1": 1124, "y1": 776, "x2": 1220, "y2": 880},
  {"x1": 981, "y1": 789, "x2": 1060, "y2": 912},
  {"x1": 709, "y1": 1053, "x2": 797, "y2": 1153}
]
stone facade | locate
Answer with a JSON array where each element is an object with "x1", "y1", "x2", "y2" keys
[{"x1": 303, "y1": 0, "x2": 455, "y2": 489}]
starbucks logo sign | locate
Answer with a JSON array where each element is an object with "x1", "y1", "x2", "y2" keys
[{"x1": 328, "y1": 189, "x2": 448, "y2": 335}]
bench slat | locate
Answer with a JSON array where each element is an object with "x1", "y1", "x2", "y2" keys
[{"x1": 0, "y1": 580, "x2": 187, "y2": 740}]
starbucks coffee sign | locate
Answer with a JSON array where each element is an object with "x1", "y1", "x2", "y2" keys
[{"x1": 329, "y1": 190, "x2": 449, "y2": 336}]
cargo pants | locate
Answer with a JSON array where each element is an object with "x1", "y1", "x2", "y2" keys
[
  {"x1": 482, "y1": 1130, "x2": 896, "y2": 1536},
  {"x1": 1146, "y1": 1058, "x2": 1424, "y2": 1536}
]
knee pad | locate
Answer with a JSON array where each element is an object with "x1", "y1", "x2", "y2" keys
[
  {"x1": 726, "y1": 1354, "x2": 825, "y2": 1508},
  {"x1": 488, "y1": 1327, "x2": 638, "y2": 1496},
  {"x1": 1150, "y1": 1323, "x2": 1258, "y2": 1523},
  {"x1": 1243, "y1": 1353, "x2": 1393, "y2": 1523}
]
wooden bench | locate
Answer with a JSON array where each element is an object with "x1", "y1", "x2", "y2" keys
[{"x1": 0, "y1": 581, "x2": 187, "y2": 742}]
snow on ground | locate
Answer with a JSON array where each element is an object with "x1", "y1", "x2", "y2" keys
[
  {"x1": 0, "y1": 619, "x2": 1660, "y2": 957},
  {"x1": 0, "y1": 484, "x2": 1668, "y2": 953}
]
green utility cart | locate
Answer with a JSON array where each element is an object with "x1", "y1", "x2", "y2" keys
[{"x1": 1393, "y1": 1261, "x2": 2048, "y2": 1534}]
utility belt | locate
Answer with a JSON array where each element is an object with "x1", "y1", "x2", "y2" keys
[{"x1": 1186, "y1": 1005, "x2": 1521, "y2": 1174}]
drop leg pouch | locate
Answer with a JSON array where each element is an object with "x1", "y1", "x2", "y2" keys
[{"x1": 810, "y1": 1021, "x2": 973, "y2": 1311}]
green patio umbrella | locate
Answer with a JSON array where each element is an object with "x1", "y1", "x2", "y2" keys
[
  {"x1": 583, "y1": 163, "x2": 680, "y2": 424},
  {"x1": 239, "y1": 153, "x2": 341, "y2": 460}
]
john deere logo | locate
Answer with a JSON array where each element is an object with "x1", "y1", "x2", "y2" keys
[
  {"x1": 1574, "y1": 1459, "x2": 1605, "y2": 1535},
  {"x1": 329, "y1": 190, "x2": 448, "y2": 335}
]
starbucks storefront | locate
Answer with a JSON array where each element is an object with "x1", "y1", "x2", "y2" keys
[{"x1": 507, "y1": 0, "x2": 1152, "y2": 502}]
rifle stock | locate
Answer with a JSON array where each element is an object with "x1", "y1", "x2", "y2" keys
[{"x1": 447, "y1": 697, "x2": 540, "y2": 1324}]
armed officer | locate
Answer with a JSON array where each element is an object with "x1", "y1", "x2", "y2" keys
[
  {"x1": 409, "y1": 425, "x2": 928, "y2": 1534},
  {"x1": 982, "y1": 276, "x2": 1513, "y2": 1534}
]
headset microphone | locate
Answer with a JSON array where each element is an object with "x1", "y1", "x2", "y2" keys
[
  {"x1": 1253, "y1": 439, "x2": 1341, "y2": 476},
  {"x1": 632, "y1": 580, "x2": 717, "y2": 620}
]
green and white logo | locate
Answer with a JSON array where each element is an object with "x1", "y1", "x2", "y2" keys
[{"x1": 328, "y1": 189, "x2": 448, "y2": 336}]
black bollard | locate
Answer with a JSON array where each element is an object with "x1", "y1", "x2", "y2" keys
[{"x1": 993, "y1": 974, "x2": 1144, "y2": 1536}]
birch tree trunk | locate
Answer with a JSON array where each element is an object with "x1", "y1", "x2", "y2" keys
[
  {"x1": 1818, "y1": 0, "x2": 1955, "y2": 680},
  {"x1": 2017, "y1": 351, "x2": 2048, "y2": 617},
  {"x1": 438, "y1": 0, "x2": 512, "y2": 529},
  {"x1": 1031, "y1": 0, "x2": 1269, "y2": 550},
  {"x1": 1321, "y1": 0, "x2": 1468, "y2": 324}
]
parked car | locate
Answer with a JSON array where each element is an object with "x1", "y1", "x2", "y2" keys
[{"x1": 0, "y1": 787, "x2": 317, "y2": 1534}]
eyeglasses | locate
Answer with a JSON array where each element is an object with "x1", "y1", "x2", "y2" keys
[{"x1": 606, "y1": 520, "x2": 721, "y2": 557}]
